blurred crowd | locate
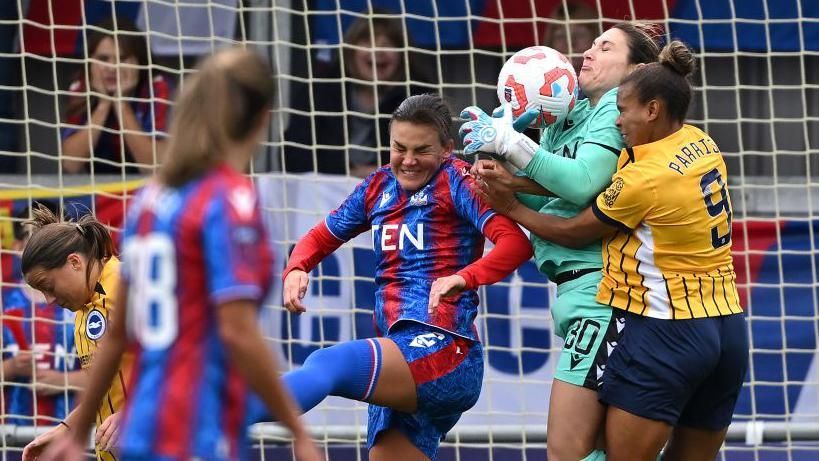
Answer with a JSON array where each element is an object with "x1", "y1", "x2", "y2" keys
[{"x1": 0, "y1": 0, "x2": 599, "y2": 178}]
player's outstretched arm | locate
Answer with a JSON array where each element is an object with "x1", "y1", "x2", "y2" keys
[
  {"x1": 22, "y1": 422, "x2": 68, "y2": 461},
  {"x1": 471, "y1": 159, "x2": 552, "y2": 197},
  {"x1": 216, "y1": 299, "x2": 323, "y2": 461},
  {"x1": 479, "y1": 182, "x2": 614, "y2": 249},
  {"x1": 521, "y1": 143, "x2": 619, "y2": 207},
  {"x1": 282, "y1": 221, "x2": 346, "y2": 313},
  {"x1": 24, "y1": 389, "x2": 98, "y2": 461},
  {"x1": 39, "y1": 279, "x2": 130, "y2": 461},
  {"x1": 429, "y1": 214, "x2": 533, "y2": 312},
  {"x1": 283, "y1": 270, "x2": 310, "y2": 313},
  {"x1": 459, "y1": 104, "x2": 539, "y2": 171}
]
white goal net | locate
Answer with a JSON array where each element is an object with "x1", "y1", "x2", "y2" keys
[{"x1": 0, "y1": 1, "x2": 817, "y2": 460}]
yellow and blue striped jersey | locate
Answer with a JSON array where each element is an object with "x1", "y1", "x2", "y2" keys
[
  {"x1": 75, "y1": 256, "x2": 133, "y2": 460},
  {"x1": 591, "y1": 124, "x2": 743, "y2": 320}
]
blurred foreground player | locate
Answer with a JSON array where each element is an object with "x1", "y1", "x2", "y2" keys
[{"x1": 42, "y1": 48, "x2": 322, "y2": 461}]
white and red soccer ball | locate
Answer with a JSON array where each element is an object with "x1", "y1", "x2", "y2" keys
[{"x1": 497, "y1": 46, "x2": 578, "y2": 127}]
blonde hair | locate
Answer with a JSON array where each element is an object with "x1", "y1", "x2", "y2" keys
[{"x1": 160, "y1": 48, "x2": 275, "y2": 187}]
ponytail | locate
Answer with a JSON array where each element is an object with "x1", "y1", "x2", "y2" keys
[
  {"x1": 22, "y1": 204, "x2": 115, "y2": 284},
  {"x1": 620, "y1": 40, "x2": 697, "y2": 123}
]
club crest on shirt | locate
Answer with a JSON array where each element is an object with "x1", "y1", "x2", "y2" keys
[
  {"x1": 86, "y1": 309, "x2": 106, "y2": 341},
  {"x1": 409, "y1": 191, "x2": 428, "y2": 206},
  {"x1": 602, "y1": 177, "x2": 625, "y2": 208}
]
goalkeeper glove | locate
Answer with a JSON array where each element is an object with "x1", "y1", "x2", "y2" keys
[{"x1": 459, "y1": 103, "x2": 539, "y2": 171}]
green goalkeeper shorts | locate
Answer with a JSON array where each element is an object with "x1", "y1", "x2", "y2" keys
[{"x1": 552, "y1": 270, "x2": 624, "y2": 390}]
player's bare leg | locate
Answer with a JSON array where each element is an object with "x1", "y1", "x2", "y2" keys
[
  {"x1": 365, "y1": 338, "x2": 430, "y2": 460},
  {"x1": 605, "y1": 406, "x2": 671, "y2": 461},
  {"x1": 369, "y1": 429, "x2": 430, "y2": 461},
  {"x1": 662, "y1": 425, "x2": 727, "y2": 461},
  {"x1": 367, "y1": 337, "x2": 417, "y2": 412},
  {"x1": 547, "y1": 379, "x2": 606, "y2": 461}
]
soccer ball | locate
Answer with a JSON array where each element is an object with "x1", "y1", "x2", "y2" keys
[{"x1": 497, "y1": 46, "x2": 578, "y2": 127}]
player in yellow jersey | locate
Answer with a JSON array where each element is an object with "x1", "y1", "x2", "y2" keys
[
  {"x1": 19, "y1": 204, "x2": 132, "y2": 461},
  {"x1": 477, "y1": 41, "x2": 748, "y2": 461}
]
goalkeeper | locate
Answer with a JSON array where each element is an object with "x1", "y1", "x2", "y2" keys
[{"x1": 460, "y1": 23, "x2": 661, "y2": 461}]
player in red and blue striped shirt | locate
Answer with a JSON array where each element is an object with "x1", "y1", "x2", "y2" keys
[
  {"x1": 2, "y1": 302, "x2": 79, "y2": 426},
  {"x1": 48, "y1": 48, "x2": 321, "y2": 461},
  {"x1": 281, "y1": 94, "x2": 533, "y2": 460}
]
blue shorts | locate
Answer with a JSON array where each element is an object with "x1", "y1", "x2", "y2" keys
[
  {"x1": 599, "y1": 311, "x2": 748, "y2": 429},
  {"x1": 367, "y1": 322, "x2": 483, "y2": 460}
]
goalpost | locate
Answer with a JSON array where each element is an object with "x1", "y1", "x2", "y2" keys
[{"x1": 0, "y1": 1, "x2": 817, "y2": 460}]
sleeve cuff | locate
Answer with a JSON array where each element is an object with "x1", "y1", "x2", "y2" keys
[
  {"x1": 210, "y1": 285, "x2": 263, "y2": 305},
  {"x1": 477, "y1": 211, "x2": 497, "y2": 233},
  {"x1": 323, "y1": 218, "x2": 345, "y2": 242},
  {"x1": 60, "y1": 127, "x2": 78, "y2": 140},
  {"x1": 522, "y1": 148, "x2": 550, "y2": 178},
  {"x1": 455, "y1": 269, "x2": 478, "y2": 291},
  {"x1": 591, "y1": 201, "x2": 632, "y2": 233}
]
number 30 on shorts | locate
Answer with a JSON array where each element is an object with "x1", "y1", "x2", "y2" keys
[
  {"x1": 564, "y1": 319, "x2": 601, "y2": 355},
  {"x1": 122, "y1": 234, "x2": 179, "y2": 350}
]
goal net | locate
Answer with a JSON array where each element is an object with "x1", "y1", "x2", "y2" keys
[{"x1": 0, "y1": 1, "x2": 817, "y2": 460}]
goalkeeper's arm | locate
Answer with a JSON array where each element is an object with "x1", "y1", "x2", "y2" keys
[
  {"x1": 523, "y1": 143, "x2": 619, "y2": 207},
  {"x1": 521, "y1": 102, "x2": 622, "y2": 207}
]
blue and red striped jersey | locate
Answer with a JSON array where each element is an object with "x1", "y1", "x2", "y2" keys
[
  {"x1": 326, "y1": 157, "x2": 495, "y2": 340},
  {"x1": 119, "y1": 164, "x2": 273, "y2": 460},
  {"x1": 2, "y1": 302, "x2": 78, "y2": 426}
]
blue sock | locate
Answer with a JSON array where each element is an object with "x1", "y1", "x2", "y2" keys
[{"x1": 283, "y1": 338, "x2": 383, "y2": 413}]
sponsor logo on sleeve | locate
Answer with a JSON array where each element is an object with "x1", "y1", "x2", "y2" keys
[{"x1": 603, "y1": 177, "x2": 625, "y2": 208}]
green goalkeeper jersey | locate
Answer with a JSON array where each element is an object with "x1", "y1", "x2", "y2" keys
[{"x1": 519, "y1": 87, "x2": 623, "y2": 280}]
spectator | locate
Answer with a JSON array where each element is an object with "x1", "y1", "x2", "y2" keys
[
  {"x1": 2, "y1": 202, "x2": 84, "y2": 427},
  {"x1": 61, "y1": 18, "x2": 172, "y2": 175},
  {"x1": 283, "y1": 12, "x2": 435, "y2": 177},
  {"x1": 544, "y1": 1, "x2": 600, "y2": 75}
]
